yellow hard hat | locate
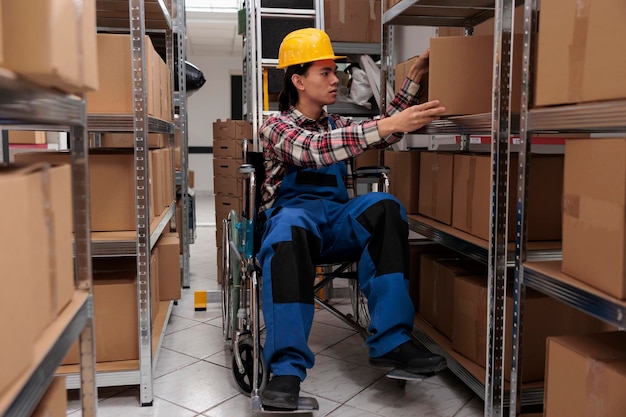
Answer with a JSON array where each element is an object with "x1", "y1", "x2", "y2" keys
[{"x1": 277, "y1": 28, "x2": 346, "y2": 69}]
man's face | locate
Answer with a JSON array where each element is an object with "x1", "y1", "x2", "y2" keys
[{"x1": 296, "y1": 59, "x2": 340, "y2": 106}]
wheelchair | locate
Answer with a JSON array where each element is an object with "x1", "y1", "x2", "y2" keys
[{"x1": 220, "y1": 141, "x2": 390, "y2": 411}]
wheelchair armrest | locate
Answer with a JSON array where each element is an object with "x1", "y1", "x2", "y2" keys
[{"x1": 354, "y1": 166, "x2": 391, "y2": 177}]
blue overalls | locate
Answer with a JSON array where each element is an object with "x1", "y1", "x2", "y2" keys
[{"x1": 257, "y1": 124, "x2": 416, "y2": 381}]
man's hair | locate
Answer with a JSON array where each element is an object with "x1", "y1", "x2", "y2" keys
[{"x1": 278, "y1": 62, "x2": 313, "y2": 112}]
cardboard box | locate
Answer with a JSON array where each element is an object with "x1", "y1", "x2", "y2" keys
[
  {"x1": 452, "y1": 278, "x2": 607, "y2": 382},
  {"x1": 419, "y1": 254, "x2": 486, "y2": 339},
  {"x1": 157, "y1": 233, "x2": 181, "y2": 301},
  {"x1": 535, "y1": 0, "x2": 626, "y2": 107},
  {"x1": 407, "y1": 242, "x2": 451, "y2": 311},
  {"x1": 452, "y1": 153, "x2": 564, "y2": 241},
  {"x1": 545, "y1": 332, "x2": 626, "y2": 417},
  {"x1": 384, "y1": 150, "x2": 421, "y2": 214},
  {"x1": 0, "y1": 166, "x2": 40, "y2": 396},
  {"x1": 212, "y1": 119, "x2": 253, "y2": 141},
  {"x1": 428, "y1": 34, "x2": 523, "y2": 115},
  {"x1": 8, "y1": 131, "x2": 47, "y2": 145},
  {"x1": 324, "y1": 0, "x2": 381, "y2": 43},
  {"x1": 3, "y1": 0, "x2": 79, "y2": 91},
  {"x1": 213, "y1": 158, "x2": 241, "y2": 178},
  {"x1": 213, "y1": 139, "x2": 244, "y2": 160},
  {"x1": 214, "y1": 176, "x2": 243, "y2": 197},
  {"x1": 0, "y1": 3, "x2": 3, "y2": 66},
  {"x1": 418, "y1": 152, "x2": 454, "y2": 225},
  {"x1": 354, "y1": 149, "x2": 381, "y2": 168},
  {"x1": 394, "y1": 57, "x2": 429, "y2": 101},
  {"x1": 562, "y1": 138, "x2": 626, "y2": 299},
  {"x1": 87, "y1": 33, "x2": 159, "y2": 116},
  {"x1": 384, "y1": 0, "x2": 402, "y2": 11},
  {"x1": 31, "y1": 376, "x2": 67, "y2": 417},
  {"x1": 97, "y1": 133, "x2": 168, "y2": 149},
  {"x1": 14, "y1": 150, "x2": 152, "y2": 231}
]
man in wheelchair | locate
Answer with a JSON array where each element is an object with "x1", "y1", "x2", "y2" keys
[{"x1": 257, "y1": 28, "x2": 447, "y2": 411}]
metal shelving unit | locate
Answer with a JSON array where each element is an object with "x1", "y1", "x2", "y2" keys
[
  {"x1": 382, "y1": 1, "x2": 518, "y2": 415},
  {"x1": 509, "y1": 1, "x2": 626, "y2": 414},
  {"x1": 0, "y1": 76, "x2": 97, "y2": 416},
  {"x1": 57, "y1": 0, "x2": 183, "y2": 406}
]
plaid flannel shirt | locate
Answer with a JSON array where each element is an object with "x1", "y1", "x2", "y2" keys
[{"x1": 258, "y1": 77, "x2": 422, "y2": 212}]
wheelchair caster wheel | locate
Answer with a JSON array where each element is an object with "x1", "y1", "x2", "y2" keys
[{"x1": 232, "y1": 339, "x2": 268, "y2": 395}]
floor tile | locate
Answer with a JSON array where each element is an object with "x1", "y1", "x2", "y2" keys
[
  {"x1": 161, "y1": 322, "x2": 228, "y2": 360},
  {"x1": 75, "y1": 388, "x2": 198, "y2": 417},
  {"x1": 325, "y1": 404, "x2": 384, "y2": 417},
  {"x1": 345, "y1": 376, "x2": 473, "y2": 417},
  {"x1": 318, "y1": 333, "x2": 372, "y2": 367},
  {"x1": 453, "y1": 397, "x2": 484, "y2": 417},
  {"x1": 152, "y1": 361, "x2": 239, "y2": 414},
  {"x1": 154, "y1": 347, "x2": 201, "y2": 378},
  {"x1": 308, "y1": 320, "x2": 357, "y2": 354}
]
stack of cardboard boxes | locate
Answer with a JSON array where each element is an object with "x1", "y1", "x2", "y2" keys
[{"x1": 212, "y1": 119, "x2": 254, "y2": 282}]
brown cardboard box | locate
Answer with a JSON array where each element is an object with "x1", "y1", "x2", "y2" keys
[
  {"x1": 407, "y1": 242, "x2": 451, "y2": 311},
  {"x1": 31, "y1": 376, "x2": 67, "y2": 417},
  {"x1": 562, "y1": 138, "x2": 626, "y2": 299},
  {"x1": 428, "y1": 34, "x2": 522, "y2": 115},
  {"x1": 452, "y1": 153, "x2": 564, "y2": 241},
  {"x1": 0, "y1": 166, "x2": 39, "y2": 396},
  {"x1": 212, "y1": 119, "x2": 253, "y2": 140},
  {"x1": 394, "y1": 57, "x2": 429, "y2": 101},
  {"x1": 545, "y1": 332, "x2": 626, "y2": 417},
  {"x1": 157, "y1": 233, "x2": 181, "y2": 301},
  {"x1": 14, "y1": 150, "x2": 150, "y2": 231},
  {"x1": 384, "y1": 0, "x2": 401, "y2": 11},
  {"x1": 535, "y1": 0, "x2": 626, "y2": 107},
  {"x1": 213, "y1": 139, "x2": 244, "y2": 160},
  {"x1": 324, "y1": 0, "x2": 381, "y2": 43},
  {"x1": 98, "y1": 133, "x2": 168, "y2": 149},
  {"x1": 87, "y1": 33, "x2": 159, "y2": 116},
  {"x1": 0, "y1": 3, "x2": 3, "y2": 66},
  {"x1": 354, "y1": 149, "x2": 381, "y2": 168},
  {"x1": 213, "y1": 158, "x2": 241, "y2": 178},
  {"x1": 46, "y1": 164, "x2": 75, "y2": 316},
  {"x1": 3, "y1": 0, "x2": 79, "y2": 91},
  {"x1": 214, "y1": 176, "x2": 243, "y2": 197},
  {"x1": 384, "y1": 150, "x2": 421, "y2": 214},
  {"x1": 418, "y1": 152, "x2": 454, "y2": 225},
  {"x1": 419, "y1": 254, "x2": 486, "y2": 339},
  {"x1": 188, "y1": 169, "x2": 195, "y2": 189},
  {"x1": 8, "y1": 131, "x2": 47, "y2": 145},
  {"x1": 452, "y1": 278, "x2": 607, "y2": 382}
]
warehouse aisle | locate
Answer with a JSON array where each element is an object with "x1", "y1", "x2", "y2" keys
[{"x1": 66, "y1": 192, "x2": 483, "y2": 417}]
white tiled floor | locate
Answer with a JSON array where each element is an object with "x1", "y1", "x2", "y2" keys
[{"x1": 67, "y1": 192, "x2": 484, "y2": 417}]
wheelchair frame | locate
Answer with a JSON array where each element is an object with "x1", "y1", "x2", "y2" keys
[{"x1": 220, "y1": 142, "x2": 391, "y2": 410}]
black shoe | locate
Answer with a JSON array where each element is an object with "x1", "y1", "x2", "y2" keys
[
  {"x1": 370, "y1": 341, "x2": 447, "y2": 374},
  {"x1": 260, "y1": 375, "x2": 300, "y2": 411}
]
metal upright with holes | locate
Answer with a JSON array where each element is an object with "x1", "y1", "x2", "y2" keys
[
  {"x1": 381, "y1": 1, "x2": 520, "y2": 415},
  {"x1": 0, "y1": 69, "x2": 97, "y2": 417},
  {"x1": 509, "y1": 0, "x2": 626, "y2": 415}
]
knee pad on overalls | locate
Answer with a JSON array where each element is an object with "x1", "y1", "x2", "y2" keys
[
  {"x1": 269, "y1": 226, "x2": 321, "y2": 304},
  {"x1": 355, "y1": 199, "x2": 409, "y2": 278}
]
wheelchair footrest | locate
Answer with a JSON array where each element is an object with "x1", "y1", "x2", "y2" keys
[{"x1": 251, "y1": 395, "x2": 319, "y2": 413}]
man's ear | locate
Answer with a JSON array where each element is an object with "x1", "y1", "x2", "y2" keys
[{"x1": 291, "y1": 73, "x2": 305, "y2": 91}]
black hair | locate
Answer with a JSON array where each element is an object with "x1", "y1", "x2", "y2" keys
[{"x1": 278, "y1": 62, "x2": 313, "y2": 112}]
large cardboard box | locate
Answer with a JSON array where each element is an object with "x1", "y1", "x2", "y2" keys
[
  {"x1": 394, "y1": 56, "x2": 429, "y2": 100},
  {"x1": 14, "y1": 150, "x2": 151, "y2": 231},
  {"x1": 8, "y1": 131, "x2": 47, "y2": 145},
  {"x1": 428, "y1": 34, "x2": 523, "y2": 115},
  {"x1": 98, "y1": 133, "x2": 168, "y2": 149},
  {"x1": 419, "y1": 254, "x2": 486, "y2": 340},
  {"x1": 157, "y1": 233, "x2": 182, "y2": 301},
  {"x1": 562, "y1": 138, "x2": 626, "y2": 299},
  {"x1": 31, "y1": 376, "x2": 67, "y2": 417},
  {"x1": 407, "y1": 243, "x2": 451, "y2": 311},
  {"x1": 384, "y1": 150, "x2": 421, "y2": 214},
  {"x1": 212, "y1": 119, "x2": 253, "y2": 141},
  {"x1": 535, "y1": 0, "x2": 626, "y2": 107},
  {"x1": 3, "y1": 0, "x2": 97, "y2": 92},
  {"x1": 545, "y1": 332, "x2": 626, "y2": 417},
  {"x1": 452, "y1": 153, "x2": 564, "y2": 241},
  {"x1": 0, "y1": 166, "x2": 40, "y2": 396},
  {"x1": 452, "y1": 277, "x2": 606, "y2": 382},
  {"x1": 324, "y1": 0, "x2": 381, "y2": 43},
  {"x1": 213, "y1": 139, "x2": 244, "y2": 160},
  {"x1": 87, "y1": 33, "x2": 159, "y2": 116},
  {"x1": 418, "y1": 152, "x2": 454, "y2": 225}
]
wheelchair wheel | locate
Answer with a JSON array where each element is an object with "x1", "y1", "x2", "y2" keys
[
  {"x1": 349, "y1": 279, "x2": 371, "y2": 332},
  {"x1": 232, "y1": 338, "x2": 268, "y2": 395}
]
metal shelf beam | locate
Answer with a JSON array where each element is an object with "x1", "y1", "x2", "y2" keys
[
  {"x1": 528, "y1": 100, "x2": 626, "y2": 133},
  {"x1": 383, "y1": 0, "x2": 496, "y2": 27},
  {"x1": 88, "y1": 114, "x2": 175, "y2": 133}
]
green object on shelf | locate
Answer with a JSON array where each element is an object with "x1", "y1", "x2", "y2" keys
[{"x1": 238, "y1": 8, "x2": 246, "y2": 35}]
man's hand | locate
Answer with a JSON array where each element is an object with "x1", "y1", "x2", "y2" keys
[
  {"x1": 406, "y1": 49, "x2": 430, "y2": 84},
  {"x1": 377, "y1": 100, "x2": 446, "y2": 137}
]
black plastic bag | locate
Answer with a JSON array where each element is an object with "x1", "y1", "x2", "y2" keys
[{"x1": 175, "y1": 61, "x2": 206, "y2": 95}]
